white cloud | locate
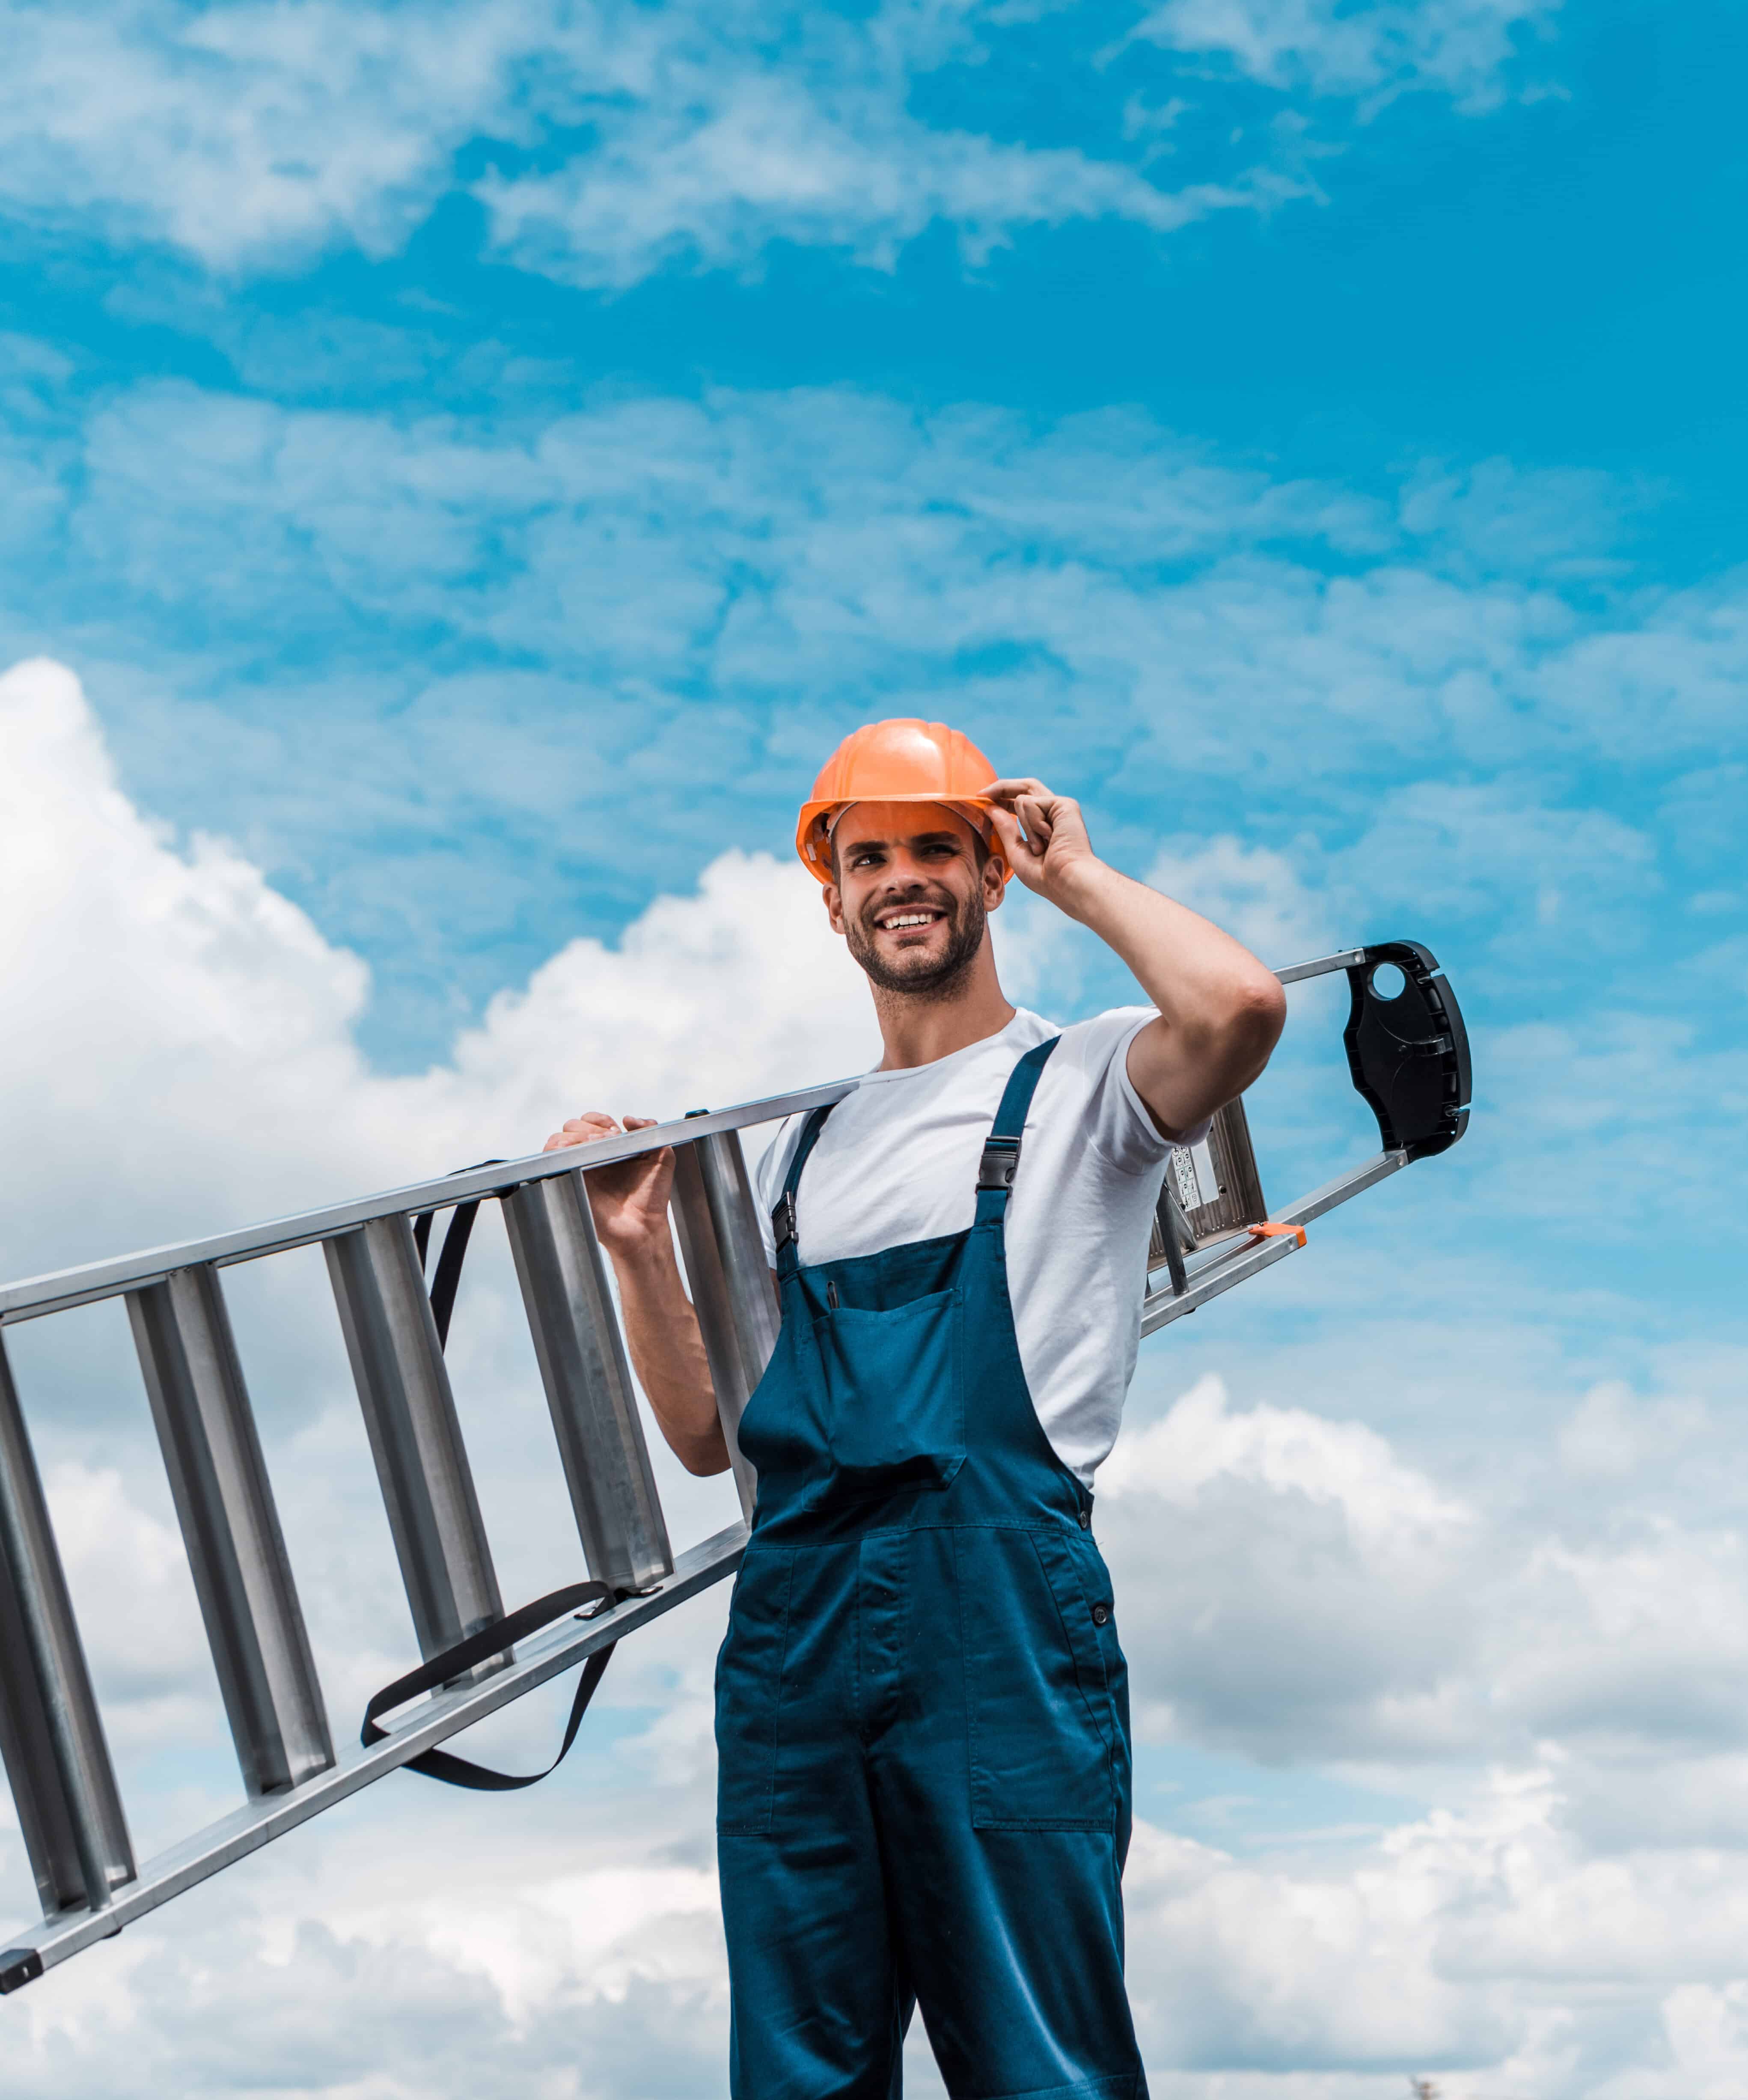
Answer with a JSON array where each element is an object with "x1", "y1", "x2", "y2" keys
[
  {"x1": 0, "y1": 0, "x2": 1556, "y2": 283},
  {"x1": 475, "y1": 52, "x2": 1281, "y2": 290},
  {"x1": 1132, "y1": 0, "x2": 1559, "y2": 114},
  {"x1": 0, "y1": 0, "x2": 1269, "y2": 282},
  {"x1": 0, "y1": 653, "x2": 874, "y2": 1279},
  {"x1": 1101, "y1": 1377, "x2": 1482, "y2": 1757},
  {"x1": 1103, "y1": 1371, "x2": 1470, "y2": 1545},
  {"x1": 1559, "y1": 1380, "x2": 1707, "y2": 1480},
  {"x1": 29, "y1": 372, "x2": 1743, "y2": 804},
  {"x1": 1143, "y1": 835, "x2": 1335, "y2": 966}
]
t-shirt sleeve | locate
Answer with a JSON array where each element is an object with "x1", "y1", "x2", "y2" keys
[{"x1": 1058, "y1": 1008, "x2": 1212, "y2": 1176}]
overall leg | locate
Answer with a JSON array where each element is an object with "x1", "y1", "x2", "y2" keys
[
  {"x1": 718, "y1": 1545, "x2": 914, "y2": 2100},
  {"x1": 881, "y1": 1815, "x2": 1141, "y2": 2100},
  {"x1": 874, "y1": 1526, "x2": 1147, "y2": 2100}
]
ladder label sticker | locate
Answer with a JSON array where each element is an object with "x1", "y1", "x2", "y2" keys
[{"x1": 1187, "y1": 1136, "x2": 1222, "y2": 1207}]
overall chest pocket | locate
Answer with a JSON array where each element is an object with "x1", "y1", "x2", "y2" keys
[
  {"x1": 957, "y1": 1526, "x2": 1122, "y2": 1832},
  {"x1": 815, "y1": 1287, "x2": 964, "y2": 1496}
]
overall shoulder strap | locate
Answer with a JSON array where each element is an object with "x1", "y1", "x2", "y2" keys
[
  {"x1": 770, "y1": 1104, "x2": 833, "y2": 1275},
  {"x1": 975, "y1": 1035, "x2": 1061, "y2": 1223}
]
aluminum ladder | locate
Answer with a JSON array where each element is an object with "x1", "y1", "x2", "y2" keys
[{"x1": 0, "y1": 939, "x2": 1469, "y2": 1995}]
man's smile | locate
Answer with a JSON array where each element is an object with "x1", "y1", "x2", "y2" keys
[{"x1": 875, "y1": 905, "x2": 947, "y2": 933}]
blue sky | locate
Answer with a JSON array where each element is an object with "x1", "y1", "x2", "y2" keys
[
  {"x1": 2, "y1": 0, "x2": 1740, "y2": 1068},
  {"x1": 1, "y1": 4, "x2": 1745, "y2": 2096}
]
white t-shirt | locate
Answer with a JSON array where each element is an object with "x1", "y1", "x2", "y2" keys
[{"x1": 755, "y1": 1007, "x2": 1196, "y2": 1486}]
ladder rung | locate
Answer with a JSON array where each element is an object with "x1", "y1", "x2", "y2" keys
[
  {"x1": 127, "y1": 1266, "x2": 334, "y2": 1798},
  {"x1": 501, "y1": 1173, "x2": 673, "y2": 1594},
  {"x1": 324, "y1": 1217, "x2": 504, "y2": 1669},
  {"x1": 0, "y1": 1336, "x2": 135, "y2": 1918}
]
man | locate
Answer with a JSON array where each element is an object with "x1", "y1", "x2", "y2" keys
[{"x1": 544, "y1": 720, "x2": 1286, "y2": 2098}]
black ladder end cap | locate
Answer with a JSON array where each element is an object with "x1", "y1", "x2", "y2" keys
[{"x1": 0, "y1": 1947, "x2": 44, "y2": 1993}]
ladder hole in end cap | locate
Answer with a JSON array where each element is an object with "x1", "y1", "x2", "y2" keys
[{"x1": 1369, "y1": 962, "x2": 1407, "y2": 1001}]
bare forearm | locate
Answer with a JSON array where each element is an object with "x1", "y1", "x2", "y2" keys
[
  {"x1": 1054, "y1": 860, "x2": 1287, "y2": 1134},
  {"x1": 606, "y1": 1241, "x2": 730, "y2": 1476}
]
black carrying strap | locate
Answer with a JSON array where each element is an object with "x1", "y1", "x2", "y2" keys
[
  {"x1": 411, "y1": 1158, "x2": 505, "y2": 1347},
  {"x1": 361, "y1": 1583, "x2": 619, "y2": 1791},
  {"x1": 366, "y1": 1157, "x2": 621, "y2": 1791}
]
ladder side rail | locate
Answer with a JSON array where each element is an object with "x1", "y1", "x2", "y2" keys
[
  {"x1": 1274, "y1": 948, "x2": 1367, "y2": 985},
  {"x1": 324, "y1": 1218, "x2": 505, "y2": 1670},
  {"x1": 501, "y1": 1173, "x2": 674, "y2": 1594},
  {"x1": 1273, "y1": 1149, "x2": 1410, "y2": 1231},
  {"x1": 126, "y1": 1266, "x2": 335, "y2": 1798},
  {"x1": 2, "y1": 1518, "x2": 748, "y2": 1995},
  {"x1": 0, "y1": 1336, "x2": 135, "y2": 1918},
  {"x1": 669, "y1": 1131, "x2": 776, "y2": 1520},
  {"x1": 0, "y1": 1083, "x2": 862, "y2": 1328}
]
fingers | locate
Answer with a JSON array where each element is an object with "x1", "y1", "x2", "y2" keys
[
  {"x1": 541, "y1": 1111, "x2": 673, "y2": 1155},
  {"x1": 985, "y1": 776, "x2": 1052, "y2": 805},
  {"x1": 986, "y1": 779, "x2": 1057, "y2": 847},
  {"x1": 985, "y1": 802, "x2": 1031, "y2": 857},
  {"x1": 542, "y1": 1111, "x2": 622, "y2": 1153},
  {"x1": 986, "y1": 795, "x2": 1050, "y2": 863}
]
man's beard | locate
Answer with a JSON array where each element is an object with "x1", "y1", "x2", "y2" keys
[{"x1": 845, "y1": 886, "x2": 988, "y2": 1000}]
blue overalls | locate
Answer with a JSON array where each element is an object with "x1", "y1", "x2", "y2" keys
[{"x1": 716, "y1": 1038, "x2": 1149, "y2": 2099}]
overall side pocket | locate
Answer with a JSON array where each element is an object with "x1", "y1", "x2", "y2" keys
[
  {"x1": 958, "y1": 1526, "x2": 1119, "y2": 1832},
  {"x1": 714, "y1": 1551, "x2": 794, "y2": 1834}
]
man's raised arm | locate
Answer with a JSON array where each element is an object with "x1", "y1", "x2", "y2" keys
[{"x1": 541, "y1": 1113, "x2": 731, "y2": 1476}]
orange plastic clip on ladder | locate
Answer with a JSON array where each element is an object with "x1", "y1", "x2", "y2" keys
[{"x1": 1247, "y1": 1220, "x2": 1308, "y2": 1249}]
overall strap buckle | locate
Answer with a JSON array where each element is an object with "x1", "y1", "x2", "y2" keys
[
  {"x1": 976, "y1": 1136, "x2": 1021, "y2": 1192},
  {"x1": 772, "y1": 1190, "x2": 799, "y2": 1252}
]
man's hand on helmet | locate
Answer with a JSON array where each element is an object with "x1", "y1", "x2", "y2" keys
[{"x1": 984, "y1": 778, "x2": 1097, "y2": 902}]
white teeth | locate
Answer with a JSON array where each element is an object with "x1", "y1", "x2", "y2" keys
[{"x1": 882, "y1": 911, "x2": 937, "y2": 929}]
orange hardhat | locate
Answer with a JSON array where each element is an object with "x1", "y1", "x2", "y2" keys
[{"x1": 795, "y1": 720, "x2": 1007, "y2": 885}]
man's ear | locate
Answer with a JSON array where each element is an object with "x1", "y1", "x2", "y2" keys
[
  {"x1": 823, "y1": 880, "x2": 847, "y2": 936},
  {"x1": 983, "y1": 854, "x2": 1008, "y2": 912}
]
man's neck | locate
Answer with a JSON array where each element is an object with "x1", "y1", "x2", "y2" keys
[{"x1": 870, "y1": 950, "x2": 1016, "y2": 1071}]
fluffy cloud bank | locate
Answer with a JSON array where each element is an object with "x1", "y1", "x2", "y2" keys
[{"x1": 0, "y1": 654, "x2": 874, "y2": 1276}]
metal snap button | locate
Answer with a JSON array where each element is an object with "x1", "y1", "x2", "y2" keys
[
  {"x1": 1077, "y1": 1506, "x2": 1091, "y2": 1529},
  {"x1": 1091, "y1": 1603, "x2": 1109, "y2": 1626}
]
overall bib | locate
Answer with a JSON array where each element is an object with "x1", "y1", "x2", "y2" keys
[{"x1": 716, "y1": 1038, "x2": 1148, "y2": 2100}]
